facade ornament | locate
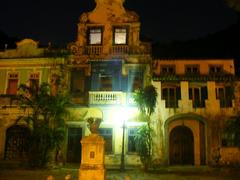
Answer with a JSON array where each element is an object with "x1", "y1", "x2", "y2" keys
[
  {"x1": 79, "y1": 12, "x2": 88, "y2": 23},
  {"x1": 125, "y1": 10, "x2": 139, "y2": 21},
  {"x1": 68, "y1": 43, "x2": 83, "y2": 56},
  {"x1": 67, "y1": 42, "x2": 89, "y2": 64}
]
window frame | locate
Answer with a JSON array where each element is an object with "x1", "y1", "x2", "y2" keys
[
  {"x1": 113, "y1": 26, "x2": 128, "y2": 45},
  {"x1": 98, "y1": 128, "x2": 113, "y2": 154},
  {"x1": 160, "y1": 65, "x2": 176, "y2": 75},
  {"x1": 185, "y1": 64, "x2": 200, "y2": 74},
  {"x1": 99, "y1": 73, "x2": 113, "y2": 91},
  {"x1": 127, "y1": 127, "x2": 138, "y2": 154},
  {"x1": 209, "y1": 65, "x2": 223, "y2": 74},
  {"x1": 161, "y1": 84, "x2": 181, "y2": 108},
  {"x1": 215, "y1": 85, "x2": 234, "y2": 108},
  {"x1": 6, "y1": 72, "x2": 19, "y2": 95},
  {"x1": 87, "y1": 26, "x2": 103, "y2": 45},
  {"x1": 29, "y1": 72, "x2": 40, "y2": 91},
  {"x1": 188, "y1": 85, "x2": 208, "y2": 108}
]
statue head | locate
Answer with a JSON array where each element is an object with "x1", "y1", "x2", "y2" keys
[{"x1": 86, "y1": 117, "x2": 102, "y2": 134}]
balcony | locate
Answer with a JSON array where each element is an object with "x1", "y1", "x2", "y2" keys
[
  {"x1": 89, "y1": 91, "x2": 125, "y2": 105},
  {"x1": 80, "y1": 44, "x2": 151, "y2": 57},
  {"x1": 111, "y1": 45, "x2": 129, "y2": 55},
  {"x1": 85, "y1": 46, "x2": 102, "y2": 55}
]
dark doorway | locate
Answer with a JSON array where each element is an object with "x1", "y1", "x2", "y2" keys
[
  {"x1": 169, "y1": 126, "x2": 194, "y2": 165},
  {"x1": 4, "y1": 125, "x2": 30, "y2": 160},
  {"x1": 67, "y1": 127, "x2": 82, "y2": 163},
  {"x1": 199, "y1": 121, "x2": 206, "y2": 165}
]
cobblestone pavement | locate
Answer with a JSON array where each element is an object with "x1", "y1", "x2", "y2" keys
[{"x1": 0, "y1": 166, "x2": 240, "y2": 180}]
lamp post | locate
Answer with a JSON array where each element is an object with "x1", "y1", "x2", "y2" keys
[{"x1": 120, "y1": 120, "x2": 126, "y2": 171}]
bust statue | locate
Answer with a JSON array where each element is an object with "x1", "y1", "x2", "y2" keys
[{"x1": 86, "y1": 117, "x2": 102, "y2": 134}]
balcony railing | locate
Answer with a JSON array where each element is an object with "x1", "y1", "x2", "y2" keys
[
  {"x1": 85, "y1": 46, "x2": 102, "y2": 55},
  {"x1": 89, "y1": 91, "x2": 124, "y2": 105},
  {"x1": 111, "y1": 45, "x2": 129, "y2": 55},
  {"x1": 81, "y1": 44, "x2": 151, "y2": 56}
]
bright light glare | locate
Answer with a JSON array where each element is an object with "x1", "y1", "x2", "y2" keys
[{"x1": 112, "y1": 107, "x2": 139, "y2": 127}]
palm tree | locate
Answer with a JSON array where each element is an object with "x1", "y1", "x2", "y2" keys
[
  {"x1": 17, "y1": 83, "x2": 70, "y2": 167},
  {"x1": 133, "y1": 85, "x2": 157, "y2": 127},
  {"x1": 133, "y1": 85, "x2": 157, "y2": 170}
]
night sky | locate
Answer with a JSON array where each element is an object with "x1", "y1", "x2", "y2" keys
[{"x1": 0, "y1": 0, "x2": 238, "y2": 46}]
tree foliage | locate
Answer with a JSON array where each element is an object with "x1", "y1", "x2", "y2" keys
[
  {"x1": 133, "y1": 85, "x2": 157, "y2": 121},
  {"x1": 134, "y1": 125, "x2": 153, "y2": 169},
  {"x1": 17, "y1": 83, "x2": 70, "y2": 167},
  {"x1": 133, "y1": 85, "x2": 157, "y2": 170}
]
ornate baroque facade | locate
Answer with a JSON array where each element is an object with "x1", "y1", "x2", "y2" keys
[{"x1": 0, "y1": 0, "x2": 240, "y2": 167}]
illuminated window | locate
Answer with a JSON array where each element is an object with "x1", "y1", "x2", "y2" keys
[
  {"x1": 88, "y1": 27, "x2": 103, "y2": 45},
  {"x1": 7, "y1": 72, "x2": 19, "y2": 95},
  {"x1": 99, "y1": 128, "x2": 112, "y2": 154},
  {"x1": 189, "y1": 86, "x2": 207, "y2": 108},
  {"x1": 100, "y1": 74, "x2": 112, "y2": 91},
  {"x1": 185, "y1": 65, "x2": 199, "y2": 74},
  {"x1": 161, "y1": 85, "x2": 181, "y2": 108},
  {"x1": 216, "y1": 86, "x2": 233, "y2": 107},
  {"x1": 160, "y1": 65, "x2": 175, "y2": 75},
  {"x1": 71, "y1": 69, "x2": 85, "y2": 95},
  {"x1": 113, "y1": 27, "x2": 128, "y2": 45},
  {"x1": 128, "y1": 128, "x2": 137, "y2": 153},
  {"x1": 29, "y1": 72, "x2": 40, "y2": 91},
  {"x1": 209, "y1": 65, "x2": 223, "y2": 74}
]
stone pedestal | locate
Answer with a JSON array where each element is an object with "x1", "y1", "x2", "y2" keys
[{"x1": 79, "y1": 133, "x2": 105, "y2": 180}]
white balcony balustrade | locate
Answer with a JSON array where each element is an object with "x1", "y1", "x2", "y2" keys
[{"x1": 89, "y1": 91, "x2": 124, "y2": 105}]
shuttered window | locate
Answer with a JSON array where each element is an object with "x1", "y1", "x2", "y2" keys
[
  {"x1": 162, "y1": 86, "x2": 181, "y2": 108},
  {"x1": 216, "y1": 86, "x2": 233, "y2": 107},
  {"x1": 189, "y1": 86, "x2": 208, "y2": 108},
  {"x1": 7, "y1": 72, "x2": 19, "y2": 95}
]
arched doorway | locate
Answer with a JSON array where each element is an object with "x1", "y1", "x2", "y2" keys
[
  {"x1": 169, "y1": 126, "x2": 194, "y2": 165},
  {"x1": 4, "y1": 125, "x2": 30, "y2": 160}
]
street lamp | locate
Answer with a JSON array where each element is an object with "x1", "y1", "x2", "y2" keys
[
  {"x1": 113, "y1": 107, "x2": 137, "y2": 172},
  {"x1": 120, "y1": 119, "x2": 126, "y2": 171}
]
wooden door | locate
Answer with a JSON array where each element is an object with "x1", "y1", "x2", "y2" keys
[
  {"x1": 5, "y1": 125, "x2": 29, "y2": 160},
  {"x1": 67, "y1": 127, "x2": 82, "y2": 163},
  {"x1": 169, "y1": 126, "x2": 194, "y2": 165}
]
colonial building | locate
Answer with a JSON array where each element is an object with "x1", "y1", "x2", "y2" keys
[
  {"x1": 0, "y1": 0, "x2": 240, "y2": 167},
  {"x1": 152, "y1": 59, "x2": 240, "y2": 165}
]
